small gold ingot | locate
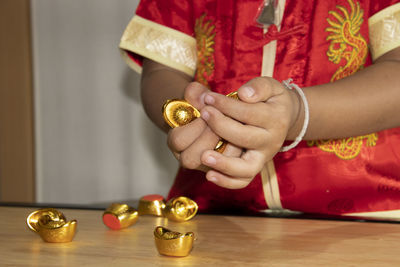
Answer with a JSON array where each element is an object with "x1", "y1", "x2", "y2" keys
[
  {"x1": 102, "y1": 203, "x2": 138, "y2": 230},
  {"x1": 154, "y1": 226, "x2": 194, "y2": 257},
  {"x1": 162, "y1": 92, "x2": 238, "y2": 153},
  {"x1": 138, "y1": 194, "x2": 166, "y2": 216},
  {"x1": 163, "y1": 99, "x2": 201, "y2": 128},
  {"x1": 163, "y1": 197, "x2": 198, "y2": 222},
  {"x1": 27, "y1": 208, "x2": 77, "y2": 243}
]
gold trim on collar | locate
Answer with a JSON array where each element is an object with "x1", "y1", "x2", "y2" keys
[{"x1": 119, "y1": 15, "x2": 197, "y2": 77}]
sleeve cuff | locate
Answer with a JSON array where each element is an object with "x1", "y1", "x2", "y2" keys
[
  {"x1": 369, "y1": 3, "x2": 400, "y2": 61},
  {"x1": 119, "y1": 15, "x2": 197, "y2": 77}
]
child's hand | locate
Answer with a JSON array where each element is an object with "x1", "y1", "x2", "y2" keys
[
  {"x1": 167, "y1": 82, "x2": 242, "y2": 171},
  {"x1": 200, "y1": 77, "x2": 302, "y2": 188}
]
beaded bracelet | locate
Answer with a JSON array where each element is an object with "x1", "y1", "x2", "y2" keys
[{"x1": 280, "y1": 79, "x2": 310, "y2": 152}]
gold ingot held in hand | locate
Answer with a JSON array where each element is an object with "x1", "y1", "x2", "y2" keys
[
  {"x1": 138, "y1": 194, "x2": 166, "y2": 216},
  {"x1": 226, "y1": 91, "x2": 239, "y2": 99},
  {"x1": 214, "y1": 139, "x2": 227, "y2": 153},
  {"x1": 154, "y1": 226, "x2": 194, "y2": 257},
  {"x1": 27, "y1": 208, "x2": 77, "y2": 243},
  {"x1": 162, "y1": 92, "x2": 238, "y2": 153},
  {"x1": 163, "y1": 99, "x2": 201, "y2": 128},
  {"x1": 102, "y1": 203, "x2": 138, "y2": 230},
  {"x1": 163, "y1": 196, "x2": 198, "y2": 222}
]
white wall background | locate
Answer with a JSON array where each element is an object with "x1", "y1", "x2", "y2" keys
[{"x1": 31, "y1": 0, "x2": 177, "y2": 204}]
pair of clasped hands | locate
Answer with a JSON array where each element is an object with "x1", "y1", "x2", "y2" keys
[{"x1": 167, "y1": 77, "x2": 302, "y2": 189}]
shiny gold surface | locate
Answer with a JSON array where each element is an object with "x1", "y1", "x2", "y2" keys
[
  {"x1": 154, "y1": 226, "x2": 194, "y2": 257},
  {"x1": 214, "y1": 140, "x2": 227, "y2": 153},
  {"x1": 163, "y1": 196, "x2": 198, "y2": 222},
  {"x1": 7, "y1": 207, "x2": 400, "y2": 265},
  {"x1": 26, "y1": 208, "x2": 77, "y2": 243},
  {"x1": 138, "y1": 195, "x2": 166, "y2": 216},
  {"x1": 38, "y1": 220, "x2": 77, "y2": 243},
  {"x1": 226, "y1": 91, "x2": 239, "y2": 99},
  {"x1": 162, "y1": 99, "x2": 201, "y2": 128},
  {"x1": 27, "y1": 208, "x2": 65, "y2": 232},
  {"x1": 102, "y1": 203, "x2": 138, "y2": 230},
  {"x1": 162, "y1": 92, "x2": 238, "y2": 153}
]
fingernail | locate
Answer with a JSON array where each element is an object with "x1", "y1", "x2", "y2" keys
[
  {"x1": 201, "y1": 110, "x2": 210, "y2": 121},
  {"x1": 204, "y1": 155, "x2": 216, "y2": 165},
  {"x1": 243, "y1": 86, "x2": 255, "y2": 98},
  {"x1": 207, "y1": 176, "x2": 217, "y2": 183},
  {"x1": 204, "y1": 94, "x2": 215, "y2": 104}
]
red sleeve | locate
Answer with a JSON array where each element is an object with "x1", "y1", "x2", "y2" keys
[
  {"x1": 368, "y1": 0, "x2": 400, "y2": 16},
  {"x1": 135, "y1": 0, "x2": 195, "y2": 37},
  {"x1": 119, "y1": 0, "x2": 198, "y2": 76}
]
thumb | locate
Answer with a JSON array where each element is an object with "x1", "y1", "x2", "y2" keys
[{"x1": 237, "y1": 76, "x2": 283, "y2": 103}]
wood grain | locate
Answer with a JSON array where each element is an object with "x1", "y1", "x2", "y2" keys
[{"x1": 1, "y1": 207, "x2": 400, "y2": 266}]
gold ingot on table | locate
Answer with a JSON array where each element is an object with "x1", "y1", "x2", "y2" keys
[
  {"x1": 154, "y1": 226, "x2": 194, "y2": 257},
  {"x1": 27, "y1": 208, "x2": 77, "y2": 243},
  {"x1": 102, "y1": 203, "x2": 138, "y2": 230},
  {"x1": 163, "y1": 196, "x2": 198, "y2": 222},
  {"x1": 138, "y1": 194, "x2": 166, "y2": 216},
  {"x1": 162, "y1": 92, "x2": 238, "y2": 153}
]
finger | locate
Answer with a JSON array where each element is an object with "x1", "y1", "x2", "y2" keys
[
  {"x1": 180, "y1": 127, "x2": 221, "y2": 169},
  {"x1": 204, "y1": 91, "x2": 274, "y2": 128},
  {"x1": 172, "y1": 147, "x2": 210, "y2": 173},
  {"x1": 167, "y1": 118, "x2": 207, "y2": 152},
  {"x1": 201, "y1": 106, "x2": 270, "y2": 149},
  {"x1": 201, "y1": 149, "x2": 265, "y2": 179},
  {"x1": 184, "y1": 82, "x2": 210, "y2": 110},
  {"x1": 237, "y1": 76, "x2": 284, "y2": 103},
  {"x1": 221, "y1": 143, "x2": 243, "y2": 158},
  {"x1": 205, "y1": 169, "x2": 252, "y2": 189}
]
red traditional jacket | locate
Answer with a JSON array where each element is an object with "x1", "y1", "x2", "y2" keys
[{"x1": 120, "y1": 0, "x2": 400, "y2": 220}]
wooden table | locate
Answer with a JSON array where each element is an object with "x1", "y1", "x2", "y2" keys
[{"x1": 1, "y1": 206, "x2": 400, "y2": 266}]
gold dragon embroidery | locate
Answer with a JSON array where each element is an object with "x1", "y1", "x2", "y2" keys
[
  {"x1": 307, "y1": 0, "x2": 378, "y2": 160},
  {"x1": 194, "y1": 13, "x2": 216, "y2": 87}
]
